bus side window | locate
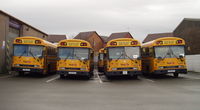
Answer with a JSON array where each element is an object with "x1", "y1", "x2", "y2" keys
[
  {"x1": 142, "y1": 48, "x2": 149, "y2": 57},
  {"x1": 149, "y1": 47, "x2": 154, "y2": 57}
]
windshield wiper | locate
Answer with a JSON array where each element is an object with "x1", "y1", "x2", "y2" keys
[
  {"x1": 116, "y1": 52, "x2": 124, "y2": 61},
  {"x1": 29, "y1": 50, "x2": 40, "y2": 63},
  {"x1": 19, "y1": 50, "x2": 26, "y2": 58},
  {"x1": 74, "y1": 53, "x2": 86, "y2": 64},
  {"x1": 124, "y1": 53, "x2": 134, "y2": 61},
  {"x1": 64, "y1": 55, "x2": 70, "y2": 61}
]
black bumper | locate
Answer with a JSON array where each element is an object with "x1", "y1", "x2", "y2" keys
[
  {"x1": 153, "y1": 69, "x2": 187, "y2": 74},
  {"x1": 98, "y1": 67, "x2": 104, "y2": 72},
  {"x1": 57, "y1": 71, "x2": 90, "y2": 76},
  {"x1": 12, "y1": 67, "x2": 44, "y2": 73},
  {"x1": 105, "y1": 71, "x2": 142, "y2": 76}
]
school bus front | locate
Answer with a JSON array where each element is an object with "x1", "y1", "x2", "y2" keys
[
  {"x1": 105, "y1": 38, "x2": 142, "y2": 78},
  {"x1": 12, "y1": 37, "x2": 48, "y2": 74},
  {"x1": 57, "y1": 39, "x2": 94, "y2": 78},
  {"x1": 142, "y1": 37, "x2": 187, "y2": 77}
]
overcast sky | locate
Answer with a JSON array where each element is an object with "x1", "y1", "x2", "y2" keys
[{"x1": 1, "y1": 0, "x2": 200, "y2": 41}]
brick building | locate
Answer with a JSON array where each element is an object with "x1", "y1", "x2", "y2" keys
[
  {"x1": 173, "y1": 18, "x2": 200, "y2": 55},
  {"x1": 47, "y1": 34, "x2": 66, "y2": 43},
  {"x1": 0, "y1": 10, "x2": 48, "y2": 73},
  {"x1": 74, "y1": 31, "x2": 104, "y2": 55},
  {"x1": 142, "y1": 32, "x2": 174, "y2": 43}
]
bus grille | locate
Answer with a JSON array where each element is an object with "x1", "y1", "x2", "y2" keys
[
  {"x1": 117, "y1": 68, "x2": 133, "y2": 70},
  {"x1": 163, "y1": 66, "x2": 179, "y2": 69},
  {"x1": 19, "y1": 64, "x2": 35, "y2": 67}
]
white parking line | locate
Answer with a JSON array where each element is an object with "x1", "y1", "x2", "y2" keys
[
  {"x1": 46, "y1": 75, "x2": 59, "y2": 83},
  {"x1": 139, "y1": 77, "x2": 155, "y2": 83},
  {"x1": 185, "y1": 76, "x2": 200, "y2": 80},
  {"x1": 95, "y1": 71, "x2": 103, "y2": 84},
  {"x1": 0, "y1": 75, "x2": 12, "y2": 79}
]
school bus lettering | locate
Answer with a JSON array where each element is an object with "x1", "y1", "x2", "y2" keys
[
  {"x1": 118, "y1": 41, "x2": 130, "y2": 46},
  {"x1": 23, "y1": 39, "x2": 35, "y2": 44},
  {"x1": 67, "y1": 42, "x2": 80, "y2": 46}
]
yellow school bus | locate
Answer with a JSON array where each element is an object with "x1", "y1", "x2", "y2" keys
[
  {"x1": 12, "y1": 36, "x2": 57, "y2": 75},
  {"x1": 57, "y1": 39, "x2": 94, "y2": 79},
  {"x1": 104, "y1": 38, "x2": 142, "y2": 78},
  {"x1": 98, "y1": 48, "x2": 104, "y2": 72},
  {"x1": 142, "y1": 37, "x2": 187, "y2": 77}
]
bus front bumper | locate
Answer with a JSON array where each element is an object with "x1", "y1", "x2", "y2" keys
[
  {"x1": 57, "y1": 71, "x2": 90, "y2": 76},
  {"x1": 105, "y1": 71, "x2": 142, "y2": 76},
  {"x1": 154, "y1": 69, "x2": 187, "y2": 74},
  {"x1": 12, "y1": 67, "x2": 44, "y2": 73}
]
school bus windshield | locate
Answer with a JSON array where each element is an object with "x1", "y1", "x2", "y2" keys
[
  {"x1": 58, "y1": 47, "x2": 89, "y2": 60},
  {"x1": 154, "y1": 45, "x2": 185, "y2": 58},
  {"x1": 108, "y1": 47, "x2": 140, "y2": 59},
  {"x1": 13, "y1": 45, "x2": 44, "y2": 57}
]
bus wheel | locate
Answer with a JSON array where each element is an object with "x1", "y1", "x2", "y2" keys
[
  {"x1": 19, "y1": 72, "x2": 24, "y2": 76},
  {"x1": 60, "y1": 74, "x2": 65, "y2": 79},
  {"x1": 173, "y1": 73, "x2": 179, "y2": 78},
  {"x1": 132, "y1": 75, "x2": 138, "y2": 79}
]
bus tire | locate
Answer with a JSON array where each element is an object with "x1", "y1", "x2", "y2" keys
[
  {"x1": 19, "y1": 72, "x2": 24, "y2": 76},
  {"x1": 173, "y1": 73, "x2": 179, "y2": 78},
  {"x1": 132, "y1": 75, "x2": 138, "y2": 79},
  {"x1": 60, "y1": 74, "x2": 65, "y2": 79}
]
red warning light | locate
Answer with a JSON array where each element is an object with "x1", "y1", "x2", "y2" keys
[
  {"x1": 131, "y1": 41, "x2": 138, "y2": 45},
  {"x1": 110, "y1": 41, "x2": 117, "y2": 45},
  {"x1": 16, "y1": 39, "x2": 22, "y2": 43}
]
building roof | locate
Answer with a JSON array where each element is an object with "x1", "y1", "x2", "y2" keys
[
  {"x1": 100, "y1": 36, "x2": 108, "y2": 43},
  {"x1": 173, "y1": 18, "x2": 200, "y2": 34},
  {"x1": 47, "y1": 35, "x2": 66, "y2": 43},
  {"x1": 106, "y1": 32, "x2": 133, "y2": 42},
  {"x1": 0, "y1": 10, "x2": 48, "y2": 36},
  {"x1": 74, "y1": 31, "x2": 98, "y2": 40},
  {"x1": 143, "y1": 32, "x2": 174, "y2": 43}
]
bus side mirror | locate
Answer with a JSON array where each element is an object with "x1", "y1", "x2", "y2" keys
[
  {"x1": 179, "y1": 55, "x2": 184, "y2": 59},
  {"x1": 137, "y1": 57, "x2": 142, "y2": 60},
  {"x1": 38, "y1": 56, "x2": 43, "y2": 59}
]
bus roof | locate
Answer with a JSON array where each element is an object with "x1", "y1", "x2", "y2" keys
[
  {"x1": 142, "y1": 37, "x2": 185, "y2": 47},
  {"x1": 57, "y1": 39, "x2": 92, "y2": 48},
  {"x1": 13, "y1": 36, "x2": 56, "y2": 47},
  {"x1": 106, "y1": 38, "x2": 141, "y2": 48}
]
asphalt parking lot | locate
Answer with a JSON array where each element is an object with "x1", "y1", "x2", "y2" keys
[{"x1": 0, "y1": 71, "x2": 200, "y2": 110}]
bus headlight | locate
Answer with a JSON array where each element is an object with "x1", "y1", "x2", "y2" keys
[
  {"x1": 34, "y1": 65, "x2": 40, "y2": 67},
  {"x1": 112, "y1": 68, "x2": 117, "y2": 70},
  {"x1": 178, "y1": 65, "x2": 184, "y2": 68},
  {"x1": 80, "y1": 68, "x2": 86, "y2": 71},
  {"x1": 59, "y1": 67, "x2": 65, "y2": 70},
  {"x1": 159, "y1": 66, "x2": 164, "y2": 69},
  {"x1": 133, "y1": 67, "x2": 138, "y2": 70},
  {"x1": 14, "y1": 64, "x2": 20, "y2": 66}
]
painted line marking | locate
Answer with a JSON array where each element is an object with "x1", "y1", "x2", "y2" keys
[
  {"x1": 0, "y1": 75, "x2": 12, "y2": 79},
  {"x1": 46, "y1": 75, "x2": 59, "y2": 83},
  {"x1": 139, "y1": 77, "x2": 155, "y2": 83},
  {"x1": 184, "y1": 76, "x2": 200, "y2": 80},
  {"x1": 95, "y1": 71, "x2": 103, "y2": 84}
]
